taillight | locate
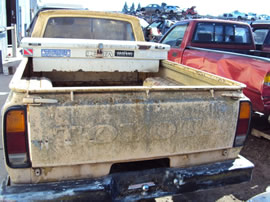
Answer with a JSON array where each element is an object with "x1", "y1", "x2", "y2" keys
[
  {"x1": 234, "y1": 101, "x2": 252, "y2": 147},
  {"x1": 264, "y1": 73, "x2": 270, "y2": 86},
  {"x1": 4, "y1": 106, "x2": 31, "y2": 168}
]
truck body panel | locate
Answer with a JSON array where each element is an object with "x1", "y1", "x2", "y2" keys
[
  {"x1": 181, "y1": 47, "x2": 270, "y2": 114},
  {"x1": 161, "y1": 19, "x2": 270, "y2": 115},
  {"x1": 28, "y1": 91, "x2": 238, "y2": 168}
]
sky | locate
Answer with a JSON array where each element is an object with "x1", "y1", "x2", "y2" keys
[{"x1": 40, "y1": 0, "x2": 270, "y2": 16}]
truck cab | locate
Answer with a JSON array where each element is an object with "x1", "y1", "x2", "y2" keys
[{"x1": 251, "y1": 21, "x2": 270, "y2": 57}]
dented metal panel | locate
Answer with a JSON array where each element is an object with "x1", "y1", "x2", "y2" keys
[{"x1": 28, "y1": 91, "x2": 239, "y2": 167}]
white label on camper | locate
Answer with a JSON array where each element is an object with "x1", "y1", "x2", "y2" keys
[
  {"x1": 85, "y1": 50, "x2": 113, "y2": 58},
  {"x1": 41, "y1": 49, "x2": 71, "y2": 57}
]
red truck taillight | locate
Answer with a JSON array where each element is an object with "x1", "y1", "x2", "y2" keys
[
  {"x1": 4, "y1": 106, "x2": 31, "y2": 168},
  {"x1": 234, "y1": 101, "x2": 252, "y2": 147}
]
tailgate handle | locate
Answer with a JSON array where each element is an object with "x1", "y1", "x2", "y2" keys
[
  {"x1": 221, "y1": 93, "x2": 243, "y2": 100},
  {"x1": 23, "y1": 97, "x2": 58, "y2": 105}
]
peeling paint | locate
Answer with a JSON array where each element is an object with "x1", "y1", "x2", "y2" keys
[{"x1": 31, "y1": 140, "x2": 42, "y2": 150}]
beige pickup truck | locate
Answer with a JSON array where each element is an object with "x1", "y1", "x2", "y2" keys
[{"x1": 1, "y1": 10, "x2": 253, "y2": 201}]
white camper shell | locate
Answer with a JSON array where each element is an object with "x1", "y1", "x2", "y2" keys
[{"x1": 21, "y1": 38, "x2": 170, "y2": 72}]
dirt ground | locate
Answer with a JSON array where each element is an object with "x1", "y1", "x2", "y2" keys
[{"x1": 163, "y1": 115, "x2": 270, "y2": 202}]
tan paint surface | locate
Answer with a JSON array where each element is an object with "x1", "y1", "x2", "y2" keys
[
  {"x1": 28, "y1": 90, "x2": 239, "y2": 167},
  {"x1": 27, "y1": 148, "x2": 241, "y2": 184},
  {"x1": 31, "y1": 10, "x2": 145, "y2": 41}
]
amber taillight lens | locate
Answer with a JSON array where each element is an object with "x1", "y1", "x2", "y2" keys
[{"x1": 234, "y1": 101, "x2": 252, "y2": 147}]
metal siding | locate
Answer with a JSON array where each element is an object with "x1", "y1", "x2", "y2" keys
[{"x1": 0, "y1": 0, "x2": 7, "y2": 59}]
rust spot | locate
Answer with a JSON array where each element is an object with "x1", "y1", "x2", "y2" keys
[
  {"x1": 42, "y1": 167, "x2": 53, "y2": 176},
  {"x1": 109, "y1": 97, "x2": 113, "y2": 104},
  {"x1": 133, "y1": 99, "x2": 144, "y2": 104}
]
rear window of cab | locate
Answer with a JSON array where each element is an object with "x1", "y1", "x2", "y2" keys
[
  {"x1": 253, "y1": 28, "x2": 269, "y2": 44},
  {"x1": 192, "y1": 22, "x2": 252, "y2": 44},
  {"x1": 43, "y1": 17, "x2": 135, "y2": 41}
]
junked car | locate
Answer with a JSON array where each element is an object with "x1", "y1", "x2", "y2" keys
[
  {"x1": 140, "y1": 4, "x2": 164, "y2": 14},
  {"x1": 223, "y1": 10, "x2": 248, "y2": 20},
  {"x1": 247, "y1": 13, "x2": 258, "y2": 21},
  {"x1": 144, "y1": 19, "x2": 175, "y2": 41},
  {"x1": 165, "y1": 5, "x2": 182, "y2": 14}
]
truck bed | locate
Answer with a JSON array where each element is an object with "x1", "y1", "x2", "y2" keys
[{"x1": 4, "y1": 58, "x2": 247, "y2": 184}]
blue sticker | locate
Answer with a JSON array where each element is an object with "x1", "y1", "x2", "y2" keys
[{"x1": 41, "y1": 49, "x2": 71, "y2": 57}]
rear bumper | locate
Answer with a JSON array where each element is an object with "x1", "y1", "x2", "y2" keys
[{"x1": 0, "y1": 155, "x2": 254, "y2": 201}]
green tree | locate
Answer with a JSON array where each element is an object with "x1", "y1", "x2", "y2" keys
[
  {"x1": 122, "y1": 2, "x2": 129, "y2": 13},
  {"x1": 137, "y1": 3, "x2": 141, "y2": 11},
  {"x1": 130, "y1": 3, "x2": 135, "y2": 13}
]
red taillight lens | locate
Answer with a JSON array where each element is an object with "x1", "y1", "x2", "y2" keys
[
  {"x1": 4, "y1": 107, "x2": 31, "y2": 168},
  {"x1": 236, "y1": 119, "x2": 250, "y2": 134},
  {"x1": 234, "y1": 101, "x2": 252, "y2": 147}
]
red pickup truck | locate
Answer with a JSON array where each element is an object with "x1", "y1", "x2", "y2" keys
[
  {"x1": 160, "y1": 19, "x2": 270, "y2": 117},
  {"x1": 251, "y1": 21, "x2": 270, "y2": 57}
]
